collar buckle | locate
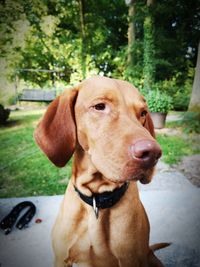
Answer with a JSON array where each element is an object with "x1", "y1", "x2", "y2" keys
[{"x1": 92, "y1": 197, "x2": 99, "y2": 219}]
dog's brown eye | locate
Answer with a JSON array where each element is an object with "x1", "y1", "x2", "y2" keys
[
  {"x1": 141, "y1": 110, "x2": 147, "y2": 117},
  {"x1": 94, "y1": 103, "x2": 106, "y2": 110}
]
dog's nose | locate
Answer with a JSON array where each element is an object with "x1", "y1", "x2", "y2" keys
[{"x1": 130, "y1": 140, "x2": 162, "y2": 168}]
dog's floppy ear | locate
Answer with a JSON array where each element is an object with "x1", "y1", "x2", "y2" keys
[
  {"x1": 34, "y1": 88, "x2": 78, "y2": 167},
  {"x1": 144, "y1": 112, "x2": 155, "y2": 138}
]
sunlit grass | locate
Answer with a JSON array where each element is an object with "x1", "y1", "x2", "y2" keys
[
  {"x1": 157, "y1": 134, "x2": 199, "y2": 165},
  {"x1": 0, "y1": 110, "x2": 72, "y2": 198}
]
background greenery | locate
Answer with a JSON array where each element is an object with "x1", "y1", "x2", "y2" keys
[{"x1": 0, "y1": 0, "x2": 199, "y2": 110}]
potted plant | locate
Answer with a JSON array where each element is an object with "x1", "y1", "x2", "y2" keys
[{"x1": 145, "y1": 90, "x2": 173, "y2": 129}]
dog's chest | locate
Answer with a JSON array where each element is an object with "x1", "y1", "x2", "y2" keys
[
  {"x1": 68, "y1": 208, "x2": 143, "y2": 267},
  {"x1": 68, "y1": 211, "x2": 119, "y2": 266}
]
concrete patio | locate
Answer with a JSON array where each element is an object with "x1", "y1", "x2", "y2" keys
[{"x1": 0, "y1": 162, "x2": 200, "y2": 267}]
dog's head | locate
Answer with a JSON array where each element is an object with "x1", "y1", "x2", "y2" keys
[{"x1": 34, "y1": 76, "x2": 161, "y2": 184}]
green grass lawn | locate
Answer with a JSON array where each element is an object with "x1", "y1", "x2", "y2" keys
[
  {"x1": 0, "y1": 109, "x2": 199, "y2": 198},
  {"x1": 0, "y1": 109, "x2": 72, "y2": 198},
  {"x1": 157, "y1": 134, "x2": 199, "y2": 164}
]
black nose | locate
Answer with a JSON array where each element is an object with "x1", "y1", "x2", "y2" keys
[{"x1": 130, "y1": 139, "x2": 162, "y2": 168}]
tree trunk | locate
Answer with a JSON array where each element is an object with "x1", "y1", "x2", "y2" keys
[
  {"x1": 143, "y1": 0, "x2": 155, "y2": 92},
  {"x1": 78, "y1": 0, "x2": 86, "y2": 80},
  {"x1": 188, "y1": 41, "x2": 200, "y2": 112},
  {"x1": 127, "y1": 0, "x2": 136, "y2": 66}
]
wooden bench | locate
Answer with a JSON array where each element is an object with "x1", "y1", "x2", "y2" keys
[{"x1": 18, "y1": 89, "x2": 57, "y2": 102}]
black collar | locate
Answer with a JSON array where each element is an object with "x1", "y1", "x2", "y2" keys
[{"x1": 74, "y1": 182, "x2": 129, "y2": 218}]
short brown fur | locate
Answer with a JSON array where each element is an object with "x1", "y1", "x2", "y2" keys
[{"x1": 34, "y1": 76, "x2": 167, "y2": 267}]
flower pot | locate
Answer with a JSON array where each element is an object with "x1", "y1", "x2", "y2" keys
[{"x1": 150, "y1": 112, "x2": 167, "y2": 129}]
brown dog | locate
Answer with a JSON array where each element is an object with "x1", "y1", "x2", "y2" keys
[{"x1": 35, "y1": 76, "x2": 167, "y2": 267}]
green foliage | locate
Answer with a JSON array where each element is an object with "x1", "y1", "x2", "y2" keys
[
  {"x1": 22, "y1": 0, "x2": 127, "y2": 84},
  {"x1": 145, "y1": 90, "x2": 173, "y2": 113},
  {"x1": 124, "y1": 0, "x2": 199, "y2": 107},
  {"x1": 172, "y1": 90, "x2": 190, "y2": 111},
  {"x1": 150, "y1": 75, "x2": 193, "y2": 111},
  {"x1": 0, "y1": 0, "x2": 200, "y2": 108},
  {"x1": 123, "y1": 40, "x2": 145, "y2": 88},
  {"x1": 0, "y1": 0, "x2": 128, "y2": 87},
  {"x1": 154, "y1": 0, "x2": 200, "y2": 81}
]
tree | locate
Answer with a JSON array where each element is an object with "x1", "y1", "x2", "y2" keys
[
  {"x1": 143, "y1": 0, "x2": 155, "y2": 91},
  {"x1": 1, "y1": 0, "x2": 200, "y2": 108},
  {"x1": 126, "y1": 0, "x2": 136, "y2": 66},
  {"x1": 2, "y1": 0, "x2": 128, "y2": 86},
  {"x1": 154, "y1": 0, "x2": 200, "y2": 82},
  {"x1": 188, "y1": 41, "x2": 200, "y2": 112},
  {"x1": 78, "y1": 0, "x2": 86, "y2": 79}
]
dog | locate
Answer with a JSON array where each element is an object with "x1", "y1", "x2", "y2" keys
[{"x1": 34, "y1": 76, "x2": 168, "y2": 267}]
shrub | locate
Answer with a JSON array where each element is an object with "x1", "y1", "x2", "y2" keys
[
  {"x1": 173, "y1": 92, "x2": 190, "y2": 111},
  {"x1": 152, "y1": 79, "x2": 192, "y2": 111},
  {"x1": 0, "y1": 104, "x2": 10, "y2": 125},
  {"x1": 145, "y1": 90, "x2": 173, "y2": 113},
  {"x1": 181, "y1": 112, "x2": 200, "y2": 134}
]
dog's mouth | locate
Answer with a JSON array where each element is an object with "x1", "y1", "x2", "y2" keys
[
  {"x1": 98, "y1": 163, "x2": 155, "y2": 185},
  {"x1": 126, "y1": 173, "x2": 152, "y2": 184},
  {"x1": 118, "y1": 164, "x2": 155, "y2": 184},
  {"x1": 138, "y1": 174, "x2": 153, "y2": 184}
]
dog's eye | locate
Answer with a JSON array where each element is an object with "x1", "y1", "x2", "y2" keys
[
  {"x1": 93, "y1": 103, "x2": 106, "y2": 111},
  {"x1": 90, "y1": 102, "x2": 111, "y2": 114},
  {"x1": 141, "y1": 110, "x2": 147, "y2": 117}
]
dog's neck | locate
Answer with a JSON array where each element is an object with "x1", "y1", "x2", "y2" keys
[{"x1": 72, "y1": 145, "x2": 124, "y2": 197}]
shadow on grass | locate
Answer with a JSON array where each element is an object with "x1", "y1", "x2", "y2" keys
[
  {"x1": 0, "y1": 113, "x2": 42, "y2": 130},
  {"x1": 0, "y1": 119, "x2": 21, "y2": 128}
]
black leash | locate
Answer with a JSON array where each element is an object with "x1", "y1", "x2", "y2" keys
[{"x1": 0, "y1": 201, "x2": 36, "y2": 235}]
